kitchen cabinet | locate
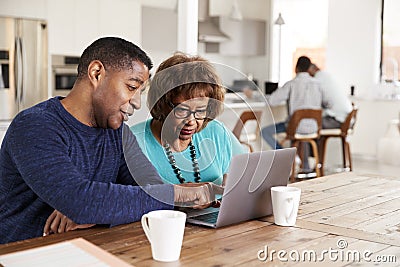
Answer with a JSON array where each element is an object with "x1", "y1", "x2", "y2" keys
[
  {"x1": 0, "y1": 0, "x2": 47, "y2": 19},
  {"x1": 209, "y1": 0, "x2": 269, "y2": 21},
  {"x1": 142, "y1": 6, "x2": 177, "y2": 52},
  {"x1": 204, "y1": 17, "x2": 266, "y2": 56},
  {"x1": 46, "y1": 0, "x2": 76, "y2": 55},
  {"x1": 98, "y1": 0, "x2": 141, "y2": 45},
  {"x1": 47, "y1": 0, "x2": 140, "y2": 55}
]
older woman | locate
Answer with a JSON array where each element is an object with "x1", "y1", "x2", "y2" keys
[{"x1": 130, "y1": 52, "x2": 245, "y2": 185}]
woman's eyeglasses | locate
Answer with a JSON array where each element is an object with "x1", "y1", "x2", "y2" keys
[{"x1": 170, "y1": 103, "x2": 208, "y2": 120}]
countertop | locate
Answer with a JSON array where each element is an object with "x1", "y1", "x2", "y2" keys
[{"x1": 224, "y1": 92, "x2": 269, "y2": 109}]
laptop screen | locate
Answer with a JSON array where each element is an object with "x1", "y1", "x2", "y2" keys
[{"x1": 265, "y1": 82, "x2": 278, "y2": 94}]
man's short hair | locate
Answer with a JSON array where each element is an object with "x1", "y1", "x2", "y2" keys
[
  {"x1": 77, "y1": 37, "x2": 153, "y2": 79},
  {"x1": 296, "y1": 56, "x2": 311, "y2": 72}
]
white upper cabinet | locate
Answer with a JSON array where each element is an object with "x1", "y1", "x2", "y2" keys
[
  {"x1": 0, "y1": 0, "x2": 47, "y2": 19},
  {"x1": 209, "y1": 0, "x2": 269, "y2": 21},
  {"x1": 47, "y1": 0, "x2": 78, "y2": 55},
  {"x1": 219, "y1": 17, "x2": 266, "y2": 56},
  {"x1": 204, "y1": 17, "x2": 266, "y2": 56},
  {"x1": 142, "y1": 6, "x2": 177, "y2": 53},
  {"x1": 48, "y1": 0, "x2": 141, "y2": 55}
]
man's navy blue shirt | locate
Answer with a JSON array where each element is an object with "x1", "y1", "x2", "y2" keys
[{"x1": 0, "y1": 97, "x2": 173, "y2": 244}]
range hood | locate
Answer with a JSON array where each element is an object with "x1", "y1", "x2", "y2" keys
[
  {"x1": 198, "y1": 20, "x2": 229, "y2": 43},
  {"x1": 198, "y1": 0, "x2": 229, "y2": 43}
]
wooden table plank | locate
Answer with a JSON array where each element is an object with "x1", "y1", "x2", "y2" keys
[
  {"x1": 298, "y1": 176, "x2": 400, "y2": 216},
  {"x1": 367, "y1": 246, "x2": 400, "y2": 267},
  {"x1": 354, "y1": 209, "x2": 400, "y2": 235},
  {"x1": 299, "y1": 187, "x2": 400, "y2": 223},
  {"x1": 260, "y1": 213, "x2": 400, "y2": 247},
  {"x1": 176, "y1": 226, "x2": 326, "y2": 266},
  {"x1": 289, "y1": 172, "x2": 400, "y2": 249},
  {"x1": 126, "y1": 221, "x2": 272, "y2": 266},
  {"x1": 292, "y1": 237, "x2": 393, "y2": 267}
]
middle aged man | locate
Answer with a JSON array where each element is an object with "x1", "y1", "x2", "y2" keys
[
  {"x1": 0, "y1": 37, "x2": 219, "y2": 244},
  {"x1": 261, "y1": 56, "x2": 333, "y2": 171}
]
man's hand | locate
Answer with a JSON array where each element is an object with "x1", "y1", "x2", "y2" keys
[
  {"x1": 43, "y1": 210, "x2": 95, "y2": 236},
  {"x1": 173, "y1": 182, "x2": 224, "y2": 209}
]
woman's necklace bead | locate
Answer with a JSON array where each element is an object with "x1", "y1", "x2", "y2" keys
[{"x1": 163, "y1": 141, "x2": 201, "y2": 183}]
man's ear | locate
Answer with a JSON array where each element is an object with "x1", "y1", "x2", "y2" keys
[{"x1": 88, "y1": 60, "x2": 104, "y2": 85}]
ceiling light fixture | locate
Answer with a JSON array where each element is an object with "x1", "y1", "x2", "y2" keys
[
  {"x1": 274, "y1": 12, "x2": 285, "y2": 26},
  {"x1": 275, "y1": 13, "x2": 285, "y2": 83}
]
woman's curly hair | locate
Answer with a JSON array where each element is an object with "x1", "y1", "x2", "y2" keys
[{"x1": 147, "y1": 52, "x2": 225, "y2": 130}]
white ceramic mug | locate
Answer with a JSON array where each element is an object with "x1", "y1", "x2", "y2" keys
[
  {"x1": 141, "y1": 210, "x2": 186, "y2": 262},
  {"x1": 271, "y1": 186, "x2": 301, "y2": 226}
]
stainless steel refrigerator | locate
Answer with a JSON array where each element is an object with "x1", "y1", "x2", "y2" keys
[{"x1": 0, "y1": 16, "x2": 48, "y2": 122}]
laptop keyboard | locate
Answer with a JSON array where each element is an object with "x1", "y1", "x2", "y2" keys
[{"x1": 190, "y1": 211, "x2": 219, "y2": 224}]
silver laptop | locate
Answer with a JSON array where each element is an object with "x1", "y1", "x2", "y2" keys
[{"x1": 186, "y1": 147, "x2": 296, "y2": 228}]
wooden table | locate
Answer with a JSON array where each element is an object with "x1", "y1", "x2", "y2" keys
[{"x1": 1, "y1": 172, "x2": 400, "y2": 266}]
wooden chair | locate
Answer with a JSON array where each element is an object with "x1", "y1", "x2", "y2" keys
[
  {"x1": 319, "y1": 106, "x2": 358, "y2": 175},
  {"x1": 232, "y1": 110, "x2": 262, "y2": 152},
  {"x1": 281, "y1": 109, "x2": 322, "y2": 182}
]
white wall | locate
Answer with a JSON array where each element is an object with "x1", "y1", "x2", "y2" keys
[
  {"x1": 271, "y1": 0, "x2": 329, "y2": 85},
  {"x1": 327, "y1": 0, "x2": 381, "y2": 98},
  {"x1": 326, "y1": 0, "x2": 390, "y2": 159}
]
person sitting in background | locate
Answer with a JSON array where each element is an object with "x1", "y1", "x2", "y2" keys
[
  {"x1": 130, "y1": 52, "x2": 245, "y2": 186},
  {"x1": 0, "y1": 37, "x2": 219, "y2": 244},
  {"x1": 308, "y1": 63, "x2": 353, "y2": 129},
  {"x1": 261, "y1": 56, "x2": 333, "y2": 171}
]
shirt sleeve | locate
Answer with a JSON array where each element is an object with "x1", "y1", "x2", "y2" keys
[
  {"x1": 320, "y1": 83, "x2": 334, "y2": 110},
  {"x1": 268, "y1": 81, "x2": 291, "y2": 106},
  {"x1": 118, "y1": 124, "x2": 164, "y2": 186},
  {"x1": 7, "y1": 114, "x2": 173, "y2": 226}
]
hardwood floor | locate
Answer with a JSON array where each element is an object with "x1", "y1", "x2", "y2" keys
[
  {"x1": 325, "y1": 155, "x2": 400, "y2": 178},
  {"x1": 252, "y1": 138, "x2": 400, "y2": 179}
]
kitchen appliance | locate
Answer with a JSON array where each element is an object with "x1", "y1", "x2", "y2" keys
[
  {"x1": 51, "y1": 54, "x2": 79, "y2": 97},
  {"x1": 0, "y1": 16, "x2": 48, "y2": 121},
  {"x1": 198, "y1": 0, "x2": 229, "y2": 43}
]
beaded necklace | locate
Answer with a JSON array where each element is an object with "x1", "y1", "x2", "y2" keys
[{"x1": 163, "y1": 141, "x2": 201, "y2": 183}]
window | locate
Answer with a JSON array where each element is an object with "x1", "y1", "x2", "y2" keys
[
  {"x1": 381, "y1": 0, "x2": 400, "y2": 83},
  {"x1": 273, "y1": 0, "x2": 328, "y2": 83}
]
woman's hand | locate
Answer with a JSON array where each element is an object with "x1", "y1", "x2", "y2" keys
[{"x1": 43, "y1": 210, "x2": 95, "y2": 236}]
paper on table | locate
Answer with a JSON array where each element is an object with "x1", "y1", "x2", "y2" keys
[{"x1": 0, "y1": 238, "x2": 131, "y2": 267}]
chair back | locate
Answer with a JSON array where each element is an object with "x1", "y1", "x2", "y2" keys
[
  {"x1": 232, "y1": 110, "x2": 262, "y2": 140},
  {"x1": 340, "y1": 106, "x2": 358, "y2": 136},
  {"x1": 286, "y1": 109, "x2": 322, "y2": 140}
]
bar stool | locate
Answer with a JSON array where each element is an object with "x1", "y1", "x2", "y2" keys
[
  {"x1": 319, "y1": 106, "x2": 358, "y2": 175},
  {"x1": 281, "y1": 109, "x2": 322, "y2": 182}
]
